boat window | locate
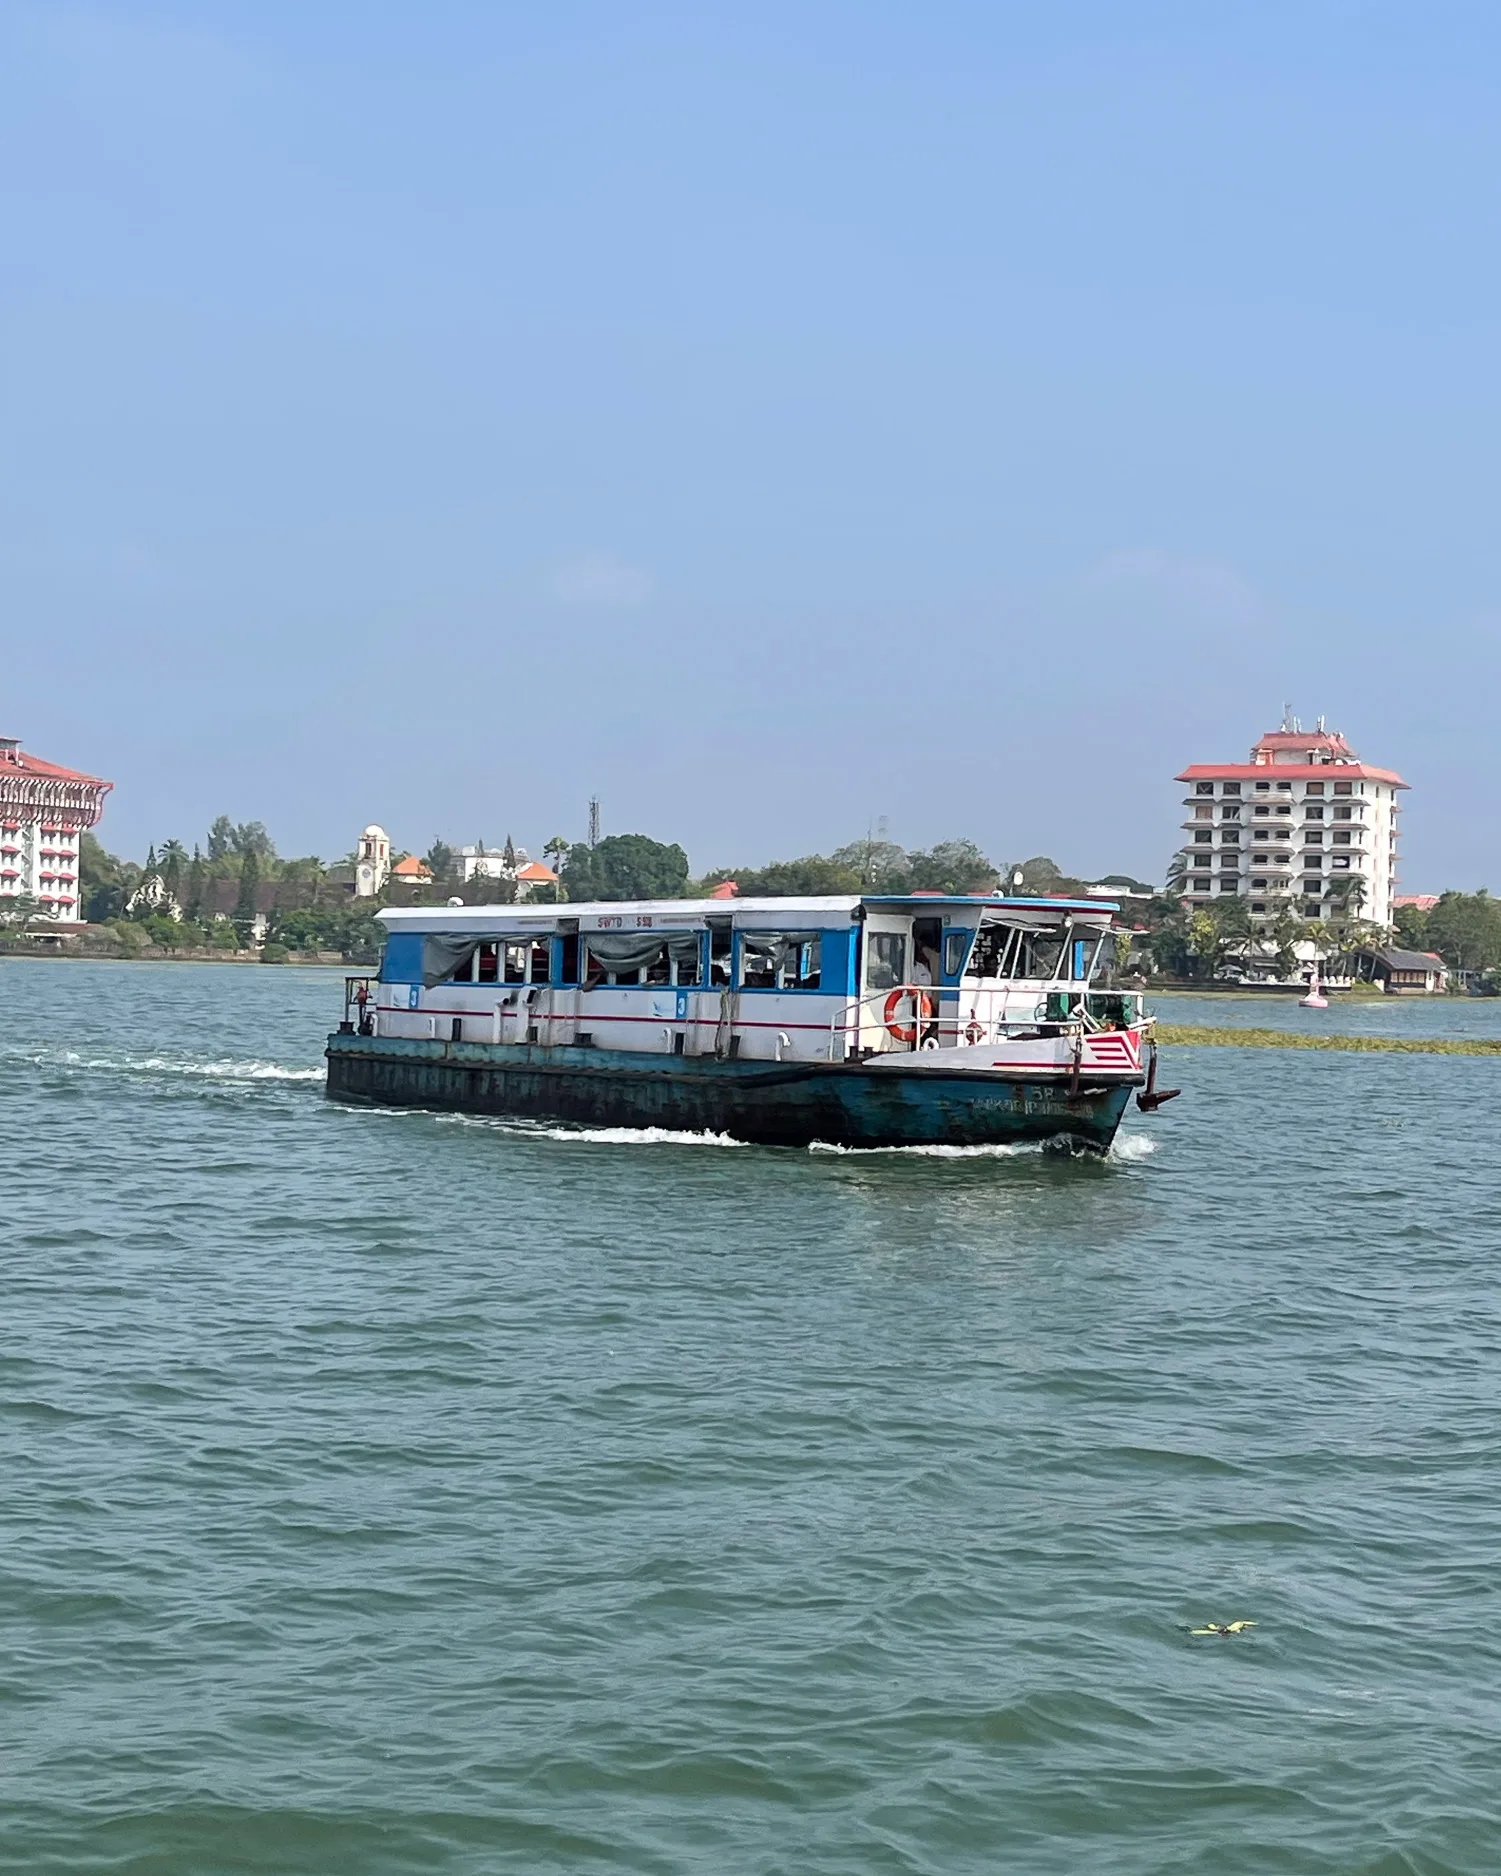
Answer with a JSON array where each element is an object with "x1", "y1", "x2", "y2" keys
[
  {"x1": 584, "y1": 931, "x2": 702, "y2": 987},
  {"x1": 529, "y1": 939, "x2": 551, "y2": 984},
  {"x1": 675, "y1": 939, "x2": 702, "y2": 986},
  {"x1": 710, "y1": 927, "x2": 733, "y2": 986},
  {"x1": 558, "y1": 934, "x2": 580, "y2": 984},
  {"x1": 1017, "y1": 931, "x2": 1065, "y2": 979},
  {"x1": 864, "y1": 931, "x2": 906, "y2": 990},
  {"x1": 943, "y1": 929, "x2": 971, "y2": 977},
  {"x1": 476, "y1": 942, "x2": 499, "y2": 984},
  {"x1": 739, "y1": 931, "x2": 822, "y2": 990},
  {"x1": 966, "y1": 927, "x2": 1002, "y2": 978},
  {"x1": 504, "y1": 943, "x2": 527, "y2": 984}
]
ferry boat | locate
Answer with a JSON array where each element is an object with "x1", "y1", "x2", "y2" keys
[{"x1": 325, "y1": 894, "x2": 1171, "y2": 1152}]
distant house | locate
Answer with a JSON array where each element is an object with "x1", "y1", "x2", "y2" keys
[
  {"x1": 514, "y1": 860, "x2": 557, "y2": 901},
  {"x1": 1353, "y1": 946, "x2": 1449, "y2": 996},
  {"x1": 391, "y1": 856, "x2": 433, "y2": 884},
  {"x1": 1393, "y1": 894, "x2": 1440, "y2": 914}
]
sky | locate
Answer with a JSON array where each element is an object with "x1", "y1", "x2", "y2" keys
[{"x1": 4, "y1": 1, "x2": 1501, "y2": 887}]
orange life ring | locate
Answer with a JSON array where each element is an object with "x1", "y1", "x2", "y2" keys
[{"x1": 883, "y1": 986, "x2": 935, "y2": 1044}]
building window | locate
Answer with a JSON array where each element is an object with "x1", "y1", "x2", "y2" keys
[
  {"x1": 1217, "y1": 879, "x2": 1238, "y2": 893},
  {"x1": 1251, "y1": 901, "x2": 1266, "y2": 912},
  {"x1": 1304, "y1": 832, "x2": 1323, "y2": 846},
  {"x1": 1332, "y1": 831, "x2": 1351, "y2": 846},
  {"x1": 1255, "y1": 781, "x2": 1270, "y2": 793},
  {"x1": 1333, "y1": 805, "x2": 1353, "y2": 820},
  {"x1": 1251, "y1": 878, "x2": 1267, "y2": 890},
  {"x1": 1196, "y1": 782, "x2": 1214, "y2": 796},
  {"x1": 1222, "y1": 782, "x2": 1242, "y2": 796},
  {"x1": 1253, "y1": 830, "x2": 1269, "y2": 842},
  {"x1": 1333, "y1": 780, "x2": 1353, "y2": 796},
  {"x1": 1194, "y1": 832, "x2": 1213, "y2": 845},
  {"x1": 1332, "y1": 856, "x2": 1350, "y2": 870},
  {"x1": 1306, "y1": 781, "x2": 1325, "y2": 796},
  {"x1": 1195, "y1": 806, "x2": 1213, "y2": 821},
  {"x1": 1254, "y1": 806, "x2": 1270, "y2": 817},
  {"x1": 1276, "y1": 805, "x2": 1292, "y2": 817},
  {"x1": 1305, "y1": 805, "x2": 1324, "y2": 820},
  {"x1": 1221, "y1": 805, "x2": 1241, "y2": 820}
]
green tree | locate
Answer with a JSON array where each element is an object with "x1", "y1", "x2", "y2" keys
[
  {"x1": 0, "y1": 893, "x2": 41, "y2": 931},
  {"x1": 1393, "y1": 902, "x2": 1429, "y2": 950},
  {"x1": 710, "y1": 854, "x2": 862, "y2": 896},
  {"x1": 426, "y1": 839, "x2": 457, "y2": 880},
  {"x1": 234, "y1": 847, "x2": 263, "y2": 935},
  {"x1": 1427, "y1": 891, "x2": 1501, "y2": 973},
  {"x1": 233, "y1": 820, "x2": 275, "y2": 860},
  {"x1": 184, "y1": 845, "x2": 206, "y2": 921},
  {"x1": 207, "y1": 815, "x2": 235, "y2": 861},
  {"x1": 158, "y1": 839, "x2": 188, "y2": 902},
  {"x1": 1267, "y1": 908, "x2": 1306, "y2": 978},
  {"x1": 561, "y1": 833, "x2": 690, "y2": 902},
  {"x1": 831, "y1": 837, "x2": 908, "y2": 891},
  {"x1": 904, "y1": 839, "x2": 997, "y2": 895},
  {"x1": 80, "y1": 833, "x2": 129, "y2": 921}
]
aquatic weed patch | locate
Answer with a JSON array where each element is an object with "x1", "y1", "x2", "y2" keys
[{"x1": 1156, "y1": 1024, "x2": 1501, "y2": 1057}]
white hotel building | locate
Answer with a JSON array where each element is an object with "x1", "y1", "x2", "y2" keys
[
  {"x1": 1175, "y1": 721, "x2": 1405, "y2": 929},
  {"x1": 0, "y1": 735, "x2": 113, "y2": 921}
]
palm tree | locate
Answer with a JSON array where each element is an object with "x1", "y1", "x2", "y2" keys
[{"x1": 1164, "y1": 850, "x2": 1189, "y2": 897}]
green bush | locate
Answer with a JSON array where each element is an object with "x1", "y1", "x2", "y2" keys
[{"x1": 259, "y1": 942, "x2": 290, "y2": 964}]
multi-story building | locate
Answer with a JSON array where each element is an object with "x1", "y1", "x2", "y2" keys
[
  {"x1": 0, "y1": 735, "x2": 112, "y2": 922},
  {"x1": 1174, "y1": 718, "x2": 1406, "y2": 930}
]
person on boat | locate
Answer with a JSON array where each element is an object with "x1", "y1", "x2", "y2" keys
[{"x1": 912, "y1": 945, "x2": 939, "y2": 1045}]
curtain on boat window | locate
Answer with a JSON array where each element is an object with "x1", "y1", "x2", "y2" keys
[
  {"x1": 584, "y1": 932, "x2": 701, "y2": 973},
  {"x1": 422, "y1": 935, "x2": 480, "y2": 986}
]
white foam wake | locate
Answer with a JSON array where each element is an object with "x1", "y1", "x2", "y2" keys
[
  {"x1": 37, "y1": 1049, "x2": 322, "y2": 1083},
  {"x1": 1109, "y1": 1133, "x2": 1158, "y2": 1161}
]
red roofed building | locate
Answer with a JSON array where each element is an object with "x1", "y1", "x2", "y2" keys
[
  {"x1": 0, "y1": 735, "x2": 112, "y2": 923},
  {"x1": 1174, "y1": 715, "x2": 1406, "y2": 932}
]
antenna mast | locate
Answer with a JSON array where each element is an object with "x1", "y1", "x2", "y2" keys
[{"x1": 588, "y1": 796, "x2": 600, "y2": 847}]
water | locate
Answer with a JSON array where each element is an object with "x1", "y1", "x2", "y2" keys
[{"x1": 4, "y1": 960, "x2": 1501, "y2": 1874}]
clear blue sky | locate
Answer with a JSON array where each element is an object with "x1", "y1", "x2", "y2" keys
[{"x1": 4, "y1": 2, "x2": 1499, "y2": 887}]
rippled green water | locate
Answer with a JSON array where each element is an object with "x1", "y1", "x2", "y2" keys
[{"x1": 5, "y1": 961, "x2": 1501, "y2": 1873}]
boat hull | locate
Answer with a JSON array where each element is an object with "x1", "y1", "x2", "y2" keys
[{"x1": 325, "y1": 1033, "x2": 1139, "y2": 1151}]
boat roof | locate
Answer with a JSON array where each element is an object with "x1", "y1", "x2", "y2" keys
[{"x1": 379, "y1": 893, "x2": 1120, "y2": 934}]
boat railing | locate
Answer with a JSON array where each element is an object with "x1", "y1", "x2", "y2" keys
[
  {"x1": 823, "y1": 986, "x2": 1150, "y2": 1060},
  {"x1": 342, "y1": 975, "x2": 377, "y2": 1035}
]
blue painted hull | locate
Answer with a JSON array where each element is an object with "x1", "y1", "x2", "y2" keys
[{"x1": 325, "y1": 1033, "x2": 1138, "y2": 1152}]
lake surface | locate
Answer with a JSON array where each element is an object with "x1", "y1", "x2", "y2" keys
[{"x1": 4, "y1": 960, "x2": 1501, "y2": 1874}]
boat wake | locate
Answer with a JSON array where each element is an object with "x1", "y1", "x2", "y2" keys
[
  {"x1": 433, "y1": 1114, "x2": 1158, "y2": 1159},
  {"x1": 18, "y1": 1046, "x2": 323, "y2": 1084}
]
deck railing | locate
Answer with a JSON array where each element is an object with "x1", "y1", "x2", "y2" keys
[{"x1": 823, "y1": 987, "x2": 1150, "y2": 1061}]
